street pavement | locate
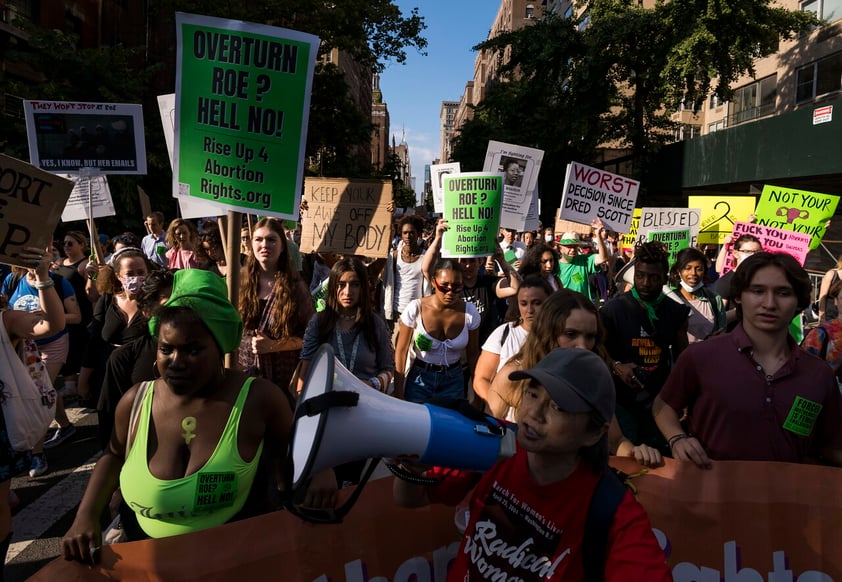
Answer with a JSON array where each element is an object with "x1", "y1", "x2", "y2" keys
[{"x1": 7, "y1": 404, "x2": 102, "y2": 582}]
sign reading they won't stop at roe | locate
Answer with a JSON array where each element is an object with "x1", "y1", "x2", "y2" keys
[
  {"x1": 174, "y1": 13, "x2": 320, "y2": 219},
  {"x1": 441, "y1": 173, "x2": 502, "y2": 258},
  {"x1": 559, "y1": 162, "x2": 639, "y2": 233}
]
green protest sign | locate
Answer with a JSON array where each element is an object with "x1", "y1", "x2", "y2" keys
[
  {"x1": 754, "y1": 185, "x2": 840, "y2": 250},
  {"x1": 647, "y1": 229, "x2": 690, "y2": 264},
  {"x1": 441, "y1": 173, "x2": 502, "y2": 258},
  {"x1": 174, "y1": 13, "x2": 319, "y2": 219}
]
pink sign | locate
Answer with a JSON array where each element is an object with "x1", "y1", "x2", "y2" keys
[{"x1": 723, "y1": 221, "x2": 812, "y2": 272}]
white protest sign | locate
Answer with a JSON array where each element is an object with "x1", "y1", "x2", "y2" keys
[
  {"x1": 483, "y1": 141, "x2": 544, "y2": 232},
  {"x1": 637, "y1": 207, "x2": 702, "y2": 248},
  {"x1": 59, "y1": 173, "x2": 115, "y2": 222},
  {"x1": 430, "y1": 162, "x2": 460, "y2": 214},
  {"x1": 559, "y1": 162, "x2": 638, "y2": 233},
  {"x1": 157, "y1": 93, "x2": 228, "y2": 220},
  {"x1": 524, "y1": 188, "x2": 540, "y2": 232}
]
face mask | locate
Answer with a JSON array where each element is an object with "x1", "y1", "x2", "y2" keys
[
  {"x1": 544, "y1": 235, "x2": 554, "y2": 242},
  {"x1": 680, "y1": 280, "x2": 704, "y2": 293},
  {"x1": 122, "y1": 275, "x2": 145, "y2": 294}
]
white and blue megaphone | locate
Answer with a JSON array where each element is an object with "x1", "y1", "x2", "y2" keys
[{"x1": 287, "y1": 344, "x2": 516, "y2": 517}]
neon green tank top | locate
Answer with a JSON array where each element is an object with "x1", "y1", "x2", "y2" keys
[{"x1": 119, "y1": 377, "x2": 264, "y2": 538}]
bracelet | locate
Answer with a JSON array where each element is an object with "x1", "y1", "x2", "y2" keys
[
  {"x1": 610, "y1": 361, "x2": 621, "y2": 376},
  {"x1": 668, "y1": 433, "x2": 692, "y2": 448},
  {"x1": 369, "y1": 376, "x2": 380, "y2": 391},
  {"x1": 33, "y1": 279, "x2": 55, "y2": 290}
]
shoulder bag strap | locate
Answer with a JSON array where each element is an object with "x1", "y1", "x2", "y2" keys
[{"x1": 126, "y1": 381, "x2": 152, "y2": 454}]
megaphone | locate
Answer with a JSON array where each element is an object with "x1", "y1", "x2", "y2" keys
[{"x1": 289, "y1": 344, "x2": 516, "y2": 493}]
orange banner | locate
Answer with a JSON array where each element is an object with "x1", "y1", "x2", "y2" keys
[{"x1": 31, "y1": 458, "x2": 842, "y2": 581}]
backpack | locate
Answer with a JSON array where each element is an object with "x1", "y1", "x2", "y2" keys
[{"x1": 583, "y1": 467, "x2": 634, "y2": 582}]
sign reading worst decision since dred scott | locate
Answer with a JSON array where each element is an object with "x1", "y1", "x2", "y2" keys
[
  {"x1": 174, "y1": 13, "x2": 319, "y2": 219},
  {"x1": 559, "y1": 161, "x2": 639, "y2": 233},
  {"x1": 442, "y1": 173, "x2": 502, "y2": 258}
]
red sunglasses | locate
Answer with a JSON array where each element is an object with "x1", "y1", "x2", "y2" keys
[{"x1": 432, "y1": 280, "x2": 463, "y2": 294}]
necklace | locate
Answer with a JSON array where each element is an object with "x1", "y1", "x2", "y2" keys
[
  {"x1": 181, "y1": 416, "x2": 197, "y2": 445},
  {"x1": 340, "y1": 312, "x2": 356, "y2": 321}
]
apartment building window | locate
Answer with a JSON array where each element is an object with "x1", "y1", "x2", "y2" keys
[
  {"x1": 708, "y1": 119, "x2": 726, "y2": 133},
  {"x1": 564, "y1": 5, "x2": 574, "y2": 19},
  {"x1": 709, "y1": 93, "x2": 722, "y2": 109},
  {"x1": 801, "y1": 0, "x2": 842, "y2": 21},
  {"x1": 796, "y1": 51, "x2": 842, "y2": 102},
  {"x1": 729, "y1": 74, "x2": 776, "y2": 125},
  {"x1": 674, "y1": 124, "x2": 701, "y2": 141},
  {"x1": 526, "y1": 4, "x2": 535, "y2": 19}
]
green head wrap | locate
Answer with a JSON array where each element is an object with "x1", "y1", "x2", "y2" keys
[{"x1": 149, "y1": 269, "x2": 243, "y2": 354}]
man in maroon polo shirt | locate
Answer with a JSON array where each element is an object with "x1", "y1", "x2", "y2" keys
[{"x1": 653, "y1": 252, "x2": 842, "y2": 468}]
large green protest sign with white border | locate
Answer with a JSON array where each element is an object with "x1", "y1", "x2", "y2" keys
[
  {"x1": 441, "y1": 173, "x2": 502, "y2": 258},
  {"x1": 647, "y1": 229, "x2": 690, "y2": 265},
  {"x1": 754, "y1": 185, "x2": 839, "y2": 250},
  {"x1": 174, "y1": 13, "x2": 319, "y2": 219}
]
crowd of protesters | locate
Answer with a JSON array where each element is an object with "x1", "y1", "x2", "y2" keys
[{"x1": 1, "y1": 206, "x2": 840, "y2": 580}]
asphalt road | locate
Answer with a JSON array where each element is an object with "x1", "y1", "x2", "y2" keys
[{"x1": 7, "y1": 404, "x2": 102, "y2": 582}]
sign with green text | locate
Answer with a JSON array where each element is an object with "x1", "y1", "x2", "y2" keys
[
  {"x1": 441, "y1": 173, "x2": 502, "y2": 258},
  {"x1": 646, "y1": 229, "x2": 690, "y2": 264},
  {"x1": 754, "y1": 185, "x2": 839, "y2": 250},
  {"x1": 174, "y1": 13, "x2": 319, "y2": 219}
]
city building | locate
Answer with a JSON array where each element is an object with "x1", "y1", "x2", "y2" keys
[
  {"x1": 439, "y1": 100, "x2": 458, "y2": 162},
  {"x1": 371, "y1": 72, "x2": 391, "y2": 171}
]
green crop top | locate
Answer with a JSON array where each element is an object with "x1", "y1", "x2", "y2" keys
[{"x1": 119, "y1": 377, "x2": 264, "y2": 538}]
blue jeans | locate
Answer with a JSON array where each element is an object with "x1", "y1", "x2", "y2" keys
[{"x1": 404, "y1": 363, "x2": 465, "y2": 404}]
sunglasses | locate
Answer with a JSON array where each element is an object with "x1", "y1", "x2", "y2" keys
[{"x1": 432, "y1": 280, "x2": 463, "y2": 295}]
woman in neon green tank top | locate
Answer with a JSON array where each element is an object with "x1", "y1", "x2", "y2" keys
[{"x1": 61, "y1": 269, "x2": 338, "y2": 561}]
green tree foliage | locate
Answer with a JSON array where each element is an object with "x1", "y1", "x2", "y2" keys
[{"x1": 451, "y1": 1, "x2": 817, "y2": 208}]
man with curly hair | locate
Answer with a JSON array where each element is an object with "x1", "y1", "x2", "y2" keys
[{"x1": 600, "y1": 241, "x2": 689, "y2": 456}]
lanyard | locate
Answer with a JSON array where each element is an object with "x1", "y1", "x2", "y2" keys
[{"x1": 335, "y1": 325, "x2": 361, "y2": 375}]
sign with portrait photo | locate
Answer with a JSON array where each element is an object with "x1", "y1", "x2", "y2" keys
[{"x1": 482, "y1": 141, "x2": 544, "y2": 232}]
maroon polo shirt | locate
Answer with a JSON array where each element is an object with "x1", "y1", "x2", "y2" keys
[{"x1": 660, "y1": 324, "x2": 842, "y2": 463}]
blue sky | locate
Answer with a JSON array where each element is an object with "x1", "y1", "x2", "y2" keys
[{"x1": 379, "y1": 0, "x2": 498, "y2": 188}]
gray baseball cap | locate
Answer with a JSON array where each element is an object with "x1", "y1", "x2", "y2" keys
[{"x1": 509, "y1": 348, "x2": 615, "y2": 423}]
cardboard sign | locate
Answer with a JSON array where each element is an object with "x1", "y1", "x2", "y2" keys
[
  {"x1": 647, "y1": 229, "x2": 690, "y2": 264},
  {"x1": 300, "y1": 178, "x2": 392, "y2": 258},
  {"x1": 23, "y1": 100, "x2": 146, "y2": 174},
  {"x1": 722, "y1": 221, "x2": 812, "y2": 272},
  {"x1": 754, "y1": 184, "x2": 839, "y2": 250},
  {"x1": 638, "y1": 207, "x2": 701, "y2": 248},
  {"x1": 554, "y1": 215, "x2": 593, "y2": 236},
  {"x1": 0, "y1": 154, "x2": 73, "y2": 267},
  {"x1": 689, "y1": 195, "x2": 757, "y2": 244},
  {"x1": 441, "y1": 173, "x2": 502, "y2": 258},
  {"x1": 174, "y1": 13, "x2": 320, "y2": 219},
  {"x1": 430, "y1": 162, "x2": 460, "y2": 214},
  {"x1": 483, "y1": 141, "x2": 544, "y2": 232},
  {"x1": 31, "y1": 459, "x2": 842, "y2": 581},
  {"x1": 58, "y1": 173, "x2": 115, "y2": 222},
  {"x1": 560, "y1": 161, "x2": 639, "y2": 232},
  {"x1": 619, "y1": 207, "x2": 642, "y2": 252}
]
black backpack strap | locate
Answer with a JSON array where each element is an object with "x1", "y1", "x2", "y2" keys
[{"x1": 583, "y1": 468, "x2": 628, "y2": 582}]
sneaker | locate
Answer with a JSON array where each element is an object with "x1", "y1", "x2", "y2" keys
[
  {"x1": 43, "y1": 424, "x2": 76, "y2": 449},
  {"x1": 28, "y1": 454, "x2": 48, "y2": 479}
]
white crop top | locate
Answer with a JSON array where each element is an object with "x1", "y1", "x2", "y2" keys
[{"x1": 400, "y1": 299, "x2": 480, "y2": 366}]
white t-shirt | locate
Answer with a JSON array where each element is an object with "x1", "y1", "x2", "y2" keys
[
  {"x1": 393, "y1": 243, "x2": 425, "y2": 314},
  {"x1": 481, "y1": 322, "x2": 528, "y2": 372},
  {"x1": 400, "y1": 300, "x2": 480, "y2": 366}
]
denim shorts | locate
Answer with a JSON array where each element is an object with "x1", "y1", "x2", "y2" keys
[{"x1": 404, "y1": 362, "x2": 465, "y2": 404}]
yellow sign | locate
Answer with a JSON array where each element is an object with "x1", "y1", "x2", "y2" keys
[
  {"x1": 689, "y1": 196, "x2": 757, "y2": 244},
  {"x1": 619, "y1": 207, "x2": 641, "y2": 252}
]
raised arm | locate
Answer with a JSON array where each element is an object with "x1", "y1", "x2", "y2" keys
[
  {"x1": 5, "y1": 248, "x2": 66, "y2": 341},
  {"x1": 592, "y1": 218, "x2": 608, "y2": 267},
  {"x1": 421, "y1": 219, "x2": 447, "y2": 282}
]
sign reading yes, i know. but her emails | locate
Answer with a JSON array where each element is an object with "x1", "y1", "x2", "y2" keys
[
  {"x1": 559, "y1": 162, "x2": 639, "y2": 233},
  {"x1": 174, "y1": 13, "x2": 319, "y2": 220}
]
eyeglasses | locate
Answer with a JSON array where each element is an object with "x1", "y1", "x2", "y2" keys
[{"x1": 432, "y1": 280, "x2": 463, "y2": 294}]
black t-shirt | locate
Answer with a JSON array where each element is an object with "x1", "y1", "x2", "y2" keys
[
  {"x1": 600, "y1": 292, "x2": 690, "y2": 406},
  {"x1": 712, "y1": 270, "x2": 735, "y2": 303},
  {"x1": 461, "y1": 273, "x2": 499, "y2": 346}
]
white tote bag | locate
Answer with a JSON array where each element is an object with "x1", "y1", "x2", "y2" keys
[{"x1": 0, "y1": 311, "x2": 57, "y2": 451}]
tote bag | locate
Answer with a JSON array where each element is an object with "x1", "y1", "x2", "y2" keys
[{"x1": 0, "y1": 311, "x2": 57, "y2": 451}]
